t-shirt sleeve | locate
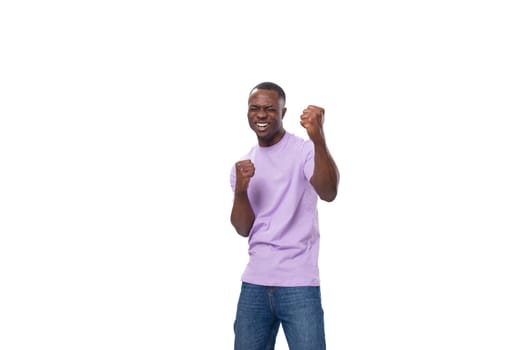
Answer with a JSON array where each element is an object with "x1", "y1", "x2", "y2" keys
[{"x1": 303, "y1": 140, "x2": 315, "y2": 180}]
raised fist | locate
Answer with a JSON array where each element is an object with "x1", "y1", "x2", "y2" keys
[
  {"x1": 300, "y1": 105, "x2": 325, "y2": 142},
  {"x1": 235, "y1": 159, "x2": 255, "y2": 192}
]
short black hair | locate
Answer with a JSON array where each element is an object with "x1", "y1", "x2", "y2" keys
[{"x1": 250, "y1": 82, "x2": 286, "y2": 104}]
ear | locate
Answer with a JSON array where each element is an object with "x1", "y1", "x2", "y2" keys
[{"x1": 281, "y1": 107, "x2": 287, "y2": 119}]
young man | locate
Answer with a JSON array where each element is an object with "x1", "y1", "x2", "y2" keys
[{"x1": 230, "y1": 82, "x2": 340, "y2": 350}]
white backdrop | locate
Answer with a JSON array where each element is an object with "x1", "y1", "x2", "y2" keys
[{"x1": 1, "y1": 1, "x2": 524, "y2": 349}]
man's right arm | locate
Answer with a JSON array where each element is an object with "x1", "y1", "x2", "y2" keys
[
  {"x1": 230, "y1": 190, "x2": 255, "y2": 237},
  {"x1": 230, "y1": 160, "x2": 255, "y2": 237}
]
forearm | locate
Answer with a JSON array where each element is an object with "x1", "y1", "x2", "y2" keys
[
  {"x1": 230, "y1": 192, "x2": 255, "y2": 237},
  {"x1": 310, "y1": 140, "x2": 340, "y2": 202}
]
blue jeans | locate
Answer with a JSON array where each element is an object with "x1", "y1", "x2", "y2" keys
[{"x1": 234, "y1": 282, "x2": 326, "y2": 350}]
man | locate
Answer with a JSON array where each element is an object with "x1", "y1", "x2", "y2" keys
[{"x1": 230, "y1": 82, "x2": 339, "y2": 350}]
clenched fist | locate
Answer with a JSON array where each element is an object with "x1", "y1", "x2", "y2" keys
[
  {"x1": 235, "y1": 159, "x2": 255, "y2": 193},
  {"x1": 300, "y1": 105, "x2": 325, "y2": 142}
]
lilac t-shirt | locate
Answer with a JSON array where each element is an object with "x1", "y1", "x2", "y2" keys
[{"x1": 230, "y1": 132, "x2": 321, "y2": 286}]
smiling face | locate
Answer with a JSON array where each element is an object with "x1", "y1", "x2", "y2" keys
[{"x1": 247, "y1": 88, "x2": 287, "y2": 147}]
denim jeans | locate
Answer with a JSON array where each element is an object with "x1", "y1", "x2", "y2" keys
[{"x1": 234, "y1": 282, "x2": 326, "y2": 350}]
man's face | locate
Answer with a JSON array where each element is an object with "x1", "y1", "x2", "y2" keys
[{"x1": 247, "y1": 89, "x2": 287, "y2": 147}]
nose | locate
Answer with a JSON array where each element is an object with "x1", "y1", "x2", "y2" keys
[{"x1": 256, "y1": 110, "x2": 268, "y2": 119}]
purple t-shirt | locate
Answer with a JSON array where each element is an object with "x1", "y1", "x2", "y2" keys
[{"x1": 230, "y1": 132, "x2": 321, "y2": 286}]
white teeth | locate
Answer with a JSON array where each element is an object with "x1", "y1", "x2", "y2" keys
[{"x1": 257, "y1": 123, "x2": 268, "y2": 127}]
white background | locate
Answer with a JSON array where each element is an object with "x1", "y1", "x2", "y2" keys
[{"x1": 1, "y1": 1, "x2": 524, "y2": 349}]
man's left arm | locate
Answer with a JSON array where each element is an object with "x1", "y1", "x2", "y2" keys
[{"x1": 300, "y1": 105, "x2": 340, "y2": 202}]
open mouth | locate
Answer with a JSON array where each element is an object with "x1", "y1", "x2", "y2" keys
[{"x1": 255, "y1": 122, "x2": 269, "y2": 131}]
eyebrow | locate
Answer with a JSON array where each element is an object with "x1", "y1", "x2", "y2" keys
[{"x1": 249, "y1": 104, "x2": 275, "y2": 108}]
